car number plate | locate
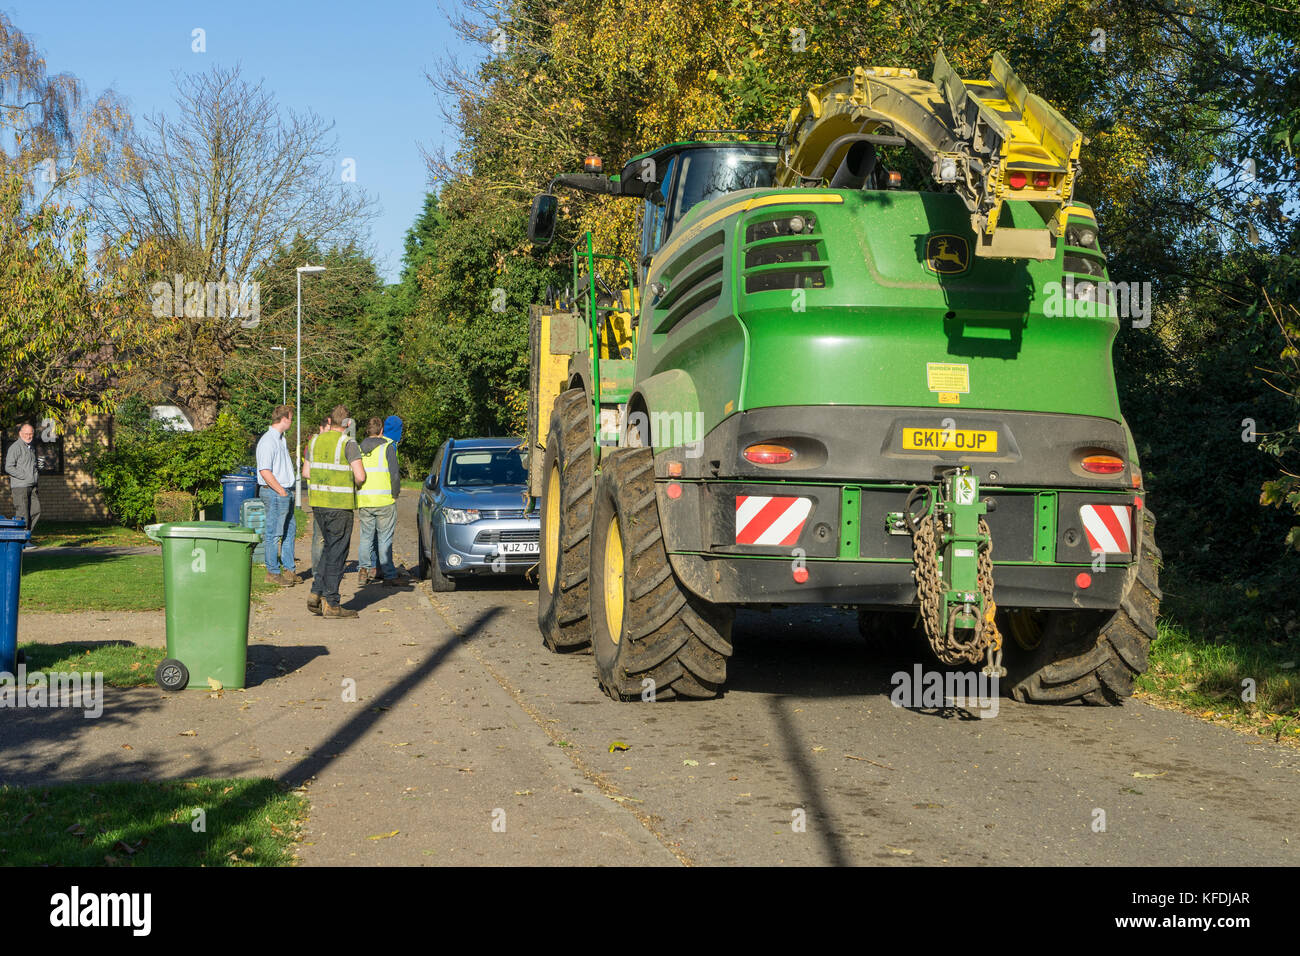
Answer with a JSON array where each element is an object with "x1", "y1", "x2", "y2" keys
[
  {"x1": 902, "y1": 427, "x2": 998, "y2": 453},
  {"x1": 498, "y1": 542, "x2": 539, "y2": 554}
]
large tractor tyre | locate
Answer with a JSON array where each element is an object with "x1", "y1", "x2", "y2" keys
[
  {"x1": 538, "y1": 388, "x2": 595, "y2": 652},
  {"x1": 1005, "y1": 508, "x2": 1162, "y2": 705},
  {"x1": 589, "y1": 447, "x2": 734, "y2": 701}
]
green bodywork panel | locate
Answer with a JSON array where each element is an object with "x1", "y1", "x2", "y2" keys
[{"x1": 633, "y1": 187, "x2": 1121, "y2": 439}]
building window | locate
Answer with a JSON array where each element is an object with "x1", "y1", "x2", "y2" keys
[{"x1": 1, "y1": 432, "x2": 65, "y2": 476}]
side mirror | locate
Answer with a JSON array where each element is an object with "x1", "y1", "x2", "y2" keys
[{"x1": 527, "y1": 194, "x2": 558, "y2": 245}]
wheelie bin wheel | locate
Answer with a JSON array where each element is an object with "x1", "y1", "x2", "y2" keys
[{"x1": 156, "y1": 658, "x2": 190, "y2": 692}]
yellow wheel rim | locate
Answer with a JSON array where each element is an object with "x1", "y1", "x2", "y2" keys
[
  {"x1": 544, "y1": 463, "x2": 561, "y2": 589},
  {"x1": 603, "y1": 514, "x2": 625, "y2": 644},
  {"x1": 1007, "y1": 609, "x2": 1044, "y2": 651}
]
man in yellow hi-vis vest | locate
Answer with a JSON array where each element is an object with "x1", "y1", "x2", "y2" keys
[
  {"x1": 357, "y1": 417, "x2": 410, "y2": 586},
  {"x1": 303, "y1": 404, "x2": 366, "y2": 618}
]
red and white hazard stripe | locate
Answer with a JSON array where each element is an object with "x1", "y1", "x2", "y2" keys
[
  {"x1": 735, "y1": 495, "x2": 812, "y2": 546},
  {"x1": 1080, "y1": 504, "x2": 1132, "y2": 554}
]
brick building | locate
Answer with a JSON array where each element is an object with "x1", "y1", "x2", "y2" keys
[{"x1": 0, "y1": 416, "x2": 114, "y2": 522}]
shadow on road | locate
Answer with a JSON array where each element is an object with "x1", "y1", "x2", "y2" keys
[{"x1": 275, "y1": 606, "x2": 501, "y2": 787}]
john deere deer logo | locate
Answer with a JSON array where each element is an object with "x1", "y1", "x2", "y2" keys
[{"x1": 926, "y1": 235, "x2": 969, "y2": 274}]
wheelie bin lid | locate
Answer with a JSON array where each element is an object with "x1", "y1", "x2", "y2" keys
[
  {"x1": 0, "y1": 526, "x2": 31, "y2": 542},
  {"x1": 144, "y1": 522, "x2": 261, "y2": 543}
]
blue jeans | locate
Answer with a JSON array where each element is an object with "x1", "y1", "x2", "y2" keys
[
  {"x1": 259, "y1": 485, "x2": 296, "y2": 575},
  {"x1": 357, "y1": 504, "x2": 397, "y2": 578}
]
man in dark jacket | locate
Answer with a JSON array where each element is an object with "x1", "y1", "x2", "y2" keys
[{"x1": 4, "y1": 423, "x2": 39, "y2": 546}]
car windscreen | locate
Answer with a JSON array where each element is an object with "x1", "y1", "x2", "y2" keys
[{"x1": 445, "y1": 449, "x2": 528, "y2": 487}]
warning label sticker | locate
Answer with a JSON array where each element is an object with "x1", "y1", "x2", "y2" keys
[{"x1": 927, "y1": 363, "x2": 970, "y2": 393}]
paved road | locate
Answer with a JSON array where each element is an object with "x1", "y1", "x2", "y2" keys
[
  {"x1": 404, "y1": 495, "x2": 1299, "y2": 866},
  {"x1": 5, "y1": 494, "x2": 1297, "y2": 866}
]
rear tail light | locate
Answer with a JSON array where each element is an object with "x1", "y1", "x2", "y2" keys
[
  {"x1": 1008, "y1": 171, "x2": 1027, "y2": 189},
  {"x1": 743, "y1": 443, "x2": 796, "y2": 465},
  {"x1": 1033, "y1": 171, "x2": 1051, "y2": 189},
  {"x1": 1081, "y1": 454, "x2": 1125, "y2": 475},
  {"x1": 887, "y1": 170, "x2": 902, "y2": 188}
]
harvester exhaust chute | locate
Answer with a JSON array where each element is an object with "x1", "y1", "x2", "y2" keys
[{"x1": 777, "y1": 50, "x2": 1083, "y2": 260}]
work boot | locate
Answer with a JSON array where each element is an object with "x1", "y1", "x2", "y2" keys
[
  {"x1": 358, "y1": 567, "x2": 372, "y2": 585},
  {"x1": 307, "y1": 593, "x2": 322, "y2": 615},
  {"x1": 323, "y1": 602, "x2": 358, "y2": 619},
  {"x1": 278, "y1": 570, "x2": 298, "y2": 586},
  {"x1": 383, "y1": 572, "x2": 413, "y2": 587}
]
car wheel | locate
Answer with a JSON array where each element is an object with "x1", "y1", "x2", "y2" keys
[
  {"x1": 429, "y1": 535, "x2": 457, "y2": 593},
  {"x1": 416, "y1": 521, "x2": 430, "y2": 580}
]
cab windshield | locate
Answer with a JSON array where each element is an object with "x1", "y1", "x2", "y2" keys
[{"x1": 665, "y1": 147, "x2": 778, "y2": 239}]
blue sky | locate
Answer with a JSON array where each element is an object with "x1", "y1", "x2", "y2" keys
[{"x1": 9, "y1": 0, "x2": 476, "y2": 282}]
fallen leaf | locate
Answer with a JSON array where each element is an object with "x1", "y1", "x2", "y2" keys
[
  {"x1": 207, "y1": 677, "x2": 223, "y2": 691},
  {"x1": 66, "y1": 823, "x2": 86, "y2": 836},
  {"x1": 514, "y1": 789, "x2": 533, "y2": 796},
  {"x1": 112, "y1": 840, "x2": 138, "y2": 856},
  {"x1": 121, "y1": 744, "x2": 132, "y2": 750},
  {"x1": 130, "y1": 662, "x2": 141, "y2": 671},
  {"x1": 812, "y1": 745, "x2": 827, "y2": 753},
  {"x1": 368, "y1": 830, "x2": 399, "y2": 840},
  {"x1": 1132, "y1": 771, "x2": 1168, "y2": 779},
  {"x1": 683, "y1": 759, "x2": 699, "y2": 767},
  {"x1": 178, "y1": 730, "x2": 197, "y2": 737},
  {"x1": 884, "y1": 846, "x2": 914, "y2": 856},
  {"x1": 608, "y1": 741, "x2": 630, "y2": 753}
]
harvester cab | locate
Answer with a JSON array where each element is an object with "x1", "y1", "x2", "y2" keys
[{"x1": 526, "y1": 51, "x2": 1158, "y2": 706}]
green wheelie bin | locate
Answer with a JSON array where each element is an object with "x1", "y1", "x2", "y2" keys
[{"x1": 144, "y1": 521, "x2": 262, "y2": 691}]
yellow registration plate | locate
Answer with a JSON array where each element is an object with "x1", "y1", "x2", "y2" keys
[{"x1": 902, "y1": 428, "x2": 998, "y2": 453}]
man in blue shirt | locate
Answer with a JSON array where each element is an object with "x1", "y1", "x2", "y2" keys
[{"x1": 256, "y1": 405, "x2": 298, "y2": 586}]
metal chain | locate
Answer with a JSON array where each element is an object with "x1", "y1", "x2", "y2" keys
[{"x1": 912, "y1": 512, "x2": 1001, "y2": 667}]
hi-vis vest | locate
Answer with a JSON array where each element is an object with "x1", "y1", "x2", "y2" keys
[
  {"x1": 357, "y1": 438, "x2": 395, "y2": 508},
  {"x1": 307, "y1": 431, "x2": 357, "y2": 510}
]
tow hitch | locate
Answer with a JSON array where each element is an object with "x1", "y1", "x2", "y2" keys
[{"x1": 906, "y1": 467, "x2": 1005, "y2": 676}]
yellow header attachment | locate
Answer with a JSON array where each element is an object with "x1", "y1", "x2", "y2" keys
[{"x1": 777, "y1": 50, "x2": 1083, "y2": 260}]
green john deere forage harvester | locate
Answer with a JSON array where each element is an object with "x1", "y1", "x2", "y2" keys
[{"x1": 524, "y1": 51, "x2": 1160, "y2": 704}]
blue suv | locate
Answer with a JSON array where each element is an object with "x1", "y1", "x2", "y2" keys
[{"x1": 416, "y1": 437, "x2": 538, "y2": 591}]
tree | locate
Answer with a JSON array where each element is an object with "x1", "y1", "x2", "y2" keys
[
  {"x1": 89, "y1": 64, "x2": 375, "y2": 427},
  {"x1": 0, "y1": 13, "x2": 155, "y2": 429}
]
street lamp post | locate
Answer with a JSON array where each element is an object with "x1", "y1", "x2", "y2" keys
[
  {"x1": 270, "y1": 346, "x2": 286, "y2": 405},
  {"x1": 295, "y1": 265, "x2": 327, "y2": 508}
]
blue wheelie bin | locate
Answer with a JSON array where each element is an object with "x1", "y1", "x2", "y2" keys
[
  {"x1": 220, "y1": 473, "x2": 258, "y2": 524},
  {"x1": 0, "y1": 518, "x2": 31, "y2": 675}
]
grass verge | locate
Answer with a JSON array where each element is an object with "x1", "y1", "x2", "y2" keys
[
  {"x1": 31, "y1": 521, "x2": 153, "y2": 549},
  {"x1": 20, "y1": 554, "x2": 278, "y2": 612},
  {"x1": 18, "y1": 642, "x2": 165, "y2": 687},
  {"x1": 0, "y1": 779, "x2": 306, "y2": 866},
  {"x1": 1136, "y1": 619, "x2": 1300, "y2": 744}
]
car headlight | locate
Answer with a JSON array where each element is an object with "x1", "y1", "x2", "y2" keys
[{"x1": 443, "y1": 508, "x2": 480, "y2": 525}]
